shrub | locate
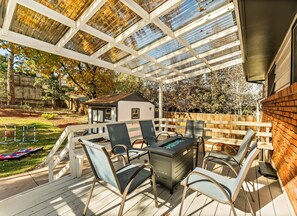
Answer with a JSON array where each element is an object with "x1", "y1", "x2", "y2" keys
[{"x1": 41, "y1": 113, "x2": 57, "y2": 120}]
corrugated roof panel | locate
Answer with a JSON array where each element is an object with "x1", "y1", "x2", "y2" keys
[
  {"x1": 123, "y1": 23, "x2": 166, "y2": 51},
  {"x1": 194, "y1": 32, "x2": 239, "y2": 55},
  {"x1": 181, "y1": 12, "x2": 235, "y2": 45},
  {"x1": 160, "y1": 0, "x2": 228, "y2": 31},
  {"x1": 35, "y1": 0, "x2": 94, "y2": 21},
  {"x1": 87, "y1": 0, "x2": 141, "y2": 38},
  {"x1": 147, "y1": 39, "x2": 184, "y2": 59},
  {"x1": 10, "y1": 5, "x2": 69, "y2": 45},
  {"x1": 134, "y1": 0, "x2": 168, "y2": 13},
  {"x1": 99, "y1": 47, "x2": 130, "y2": 63},
  {"x1": 64, "y1": 31, "x2": 108, "y2": 55},
  {"x1": 124, "y1": 57, "x2": 149, "y2": 69}
]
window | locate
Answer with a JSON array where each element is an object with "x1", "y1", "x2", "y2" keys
[
  {"x1": 131, "y1": 108, "x2": 140, "y2": 119},
  {"x1": 291, "y1": 20, "x2": 297, "y2": 84},
  {"x1": 105, "y1": 109, "x2": 111, "y2": 120},
  {"x1": 268, "y1": 65, "x2": 276, "y2": 97}
]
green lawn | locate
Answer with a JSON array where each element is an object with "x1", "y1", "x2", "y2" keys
[{"x1": 0, "y1": 112, "x2": 86, "y2": 178}]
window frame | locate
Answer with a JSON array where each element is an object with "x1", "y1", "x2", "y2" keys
[
  {"x1": 291, "y1": 19, "x2": 297, "y2": 84},
  {"x1": 131, "y1": 108, "x2": 140, "y2": 119}
]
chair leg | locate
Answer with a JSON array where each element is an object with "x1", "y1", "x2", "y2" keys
[
  {"x1": 242, "y1": 186, "x2": 255, "y2": 216},
  {"x1": 118, "y1": 191, "x2": 129, "y2": 216},
  {"x1": 179, "y1": 186, "x2": 188, "y2": 216},
  {"x1": 230, "y1": 202, "x2": 238, "y2": 216},
  {"x1": 83, "y1": 177, "x2": 96, "y2": 216},
  {"x1": 151, "y1": 173, "x2": 159, "y2": 207},
  {"x1": 244, "y1": 180, "x2": 255, "y2": 202}
]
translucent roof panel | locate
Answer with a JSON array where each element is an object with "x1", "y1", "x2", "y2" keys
[
  {"x1": 134, "y1": 0, "x2": 168, "y2": 13},
  {"x1": 124, "y1": 57, "x2": 149, "y2": 69},
  {"x1": 99, "y1": 47, "x2": 130, "y2": 63},
  {"x1": 10, "y1": 5, "x2": 69, "y2": 45},
  {"x1": 35, "y1": 0, "x2": 94, "y2": 21},
  {"x1": 181, "y1": 12, "x2": 235, "y2": 45},
  {"x1": 184, "y1": 65, "x2": 207, "y2": 75},
  {"x1": 209, "y1": 54, "x2": 241, "y2": 66},
  {"x1": 142, "y1": 64, "x2": 160, "y2": 73},
  {"x1": 160, "y1": 0, "x2": 228, "y2": 31},
  {"x1": 206, "y1": 46, "x2": 240, "y2": 61},
  {"x1": 123, "y1": 23, "x2": 166, "y2": 51},
  {"x1": 0, "y1": 0, "x2": 7, "y2": 28},
  {"x1": 194, "y1": 32, "x2": 239, "y2": 55},
  {"x1": 175, "y1": 59, "x2": 203, "y2": 71},
  {"x1": 64, "y1": 31, "x2": 108, "y2": 55},
  {"x1": 87, "y1": 0, "x2": 141, "y2": 38},
  {"x1": 160, "y1": 52, "x2": 193, "y2": 66},
  {"x1": 147, "y1": 39, "x2": 184, "y2": 59}
]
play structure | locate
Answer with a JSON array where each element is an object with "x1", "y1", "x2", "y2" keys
[{"x1": 0, "y1": 124, "x2": 38, "y2": 144}]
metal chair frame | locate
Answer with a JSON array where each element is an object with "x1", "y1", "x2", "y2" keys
[{"x1": 80, "y1": 139, "x2": 158, "y2": 216}]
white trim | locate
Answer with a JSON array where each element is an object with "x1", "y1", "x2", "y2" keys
[
  {"x1": 233, "y1": 0, "x2": 245, "y2": 63},
  {"x1": 2, "y1": 0, "x2": 17, "y2": 35}
]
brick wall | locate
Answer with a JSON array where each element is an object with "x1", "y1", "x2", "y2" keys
[{"x1": 262, "y1": 82, "x2": 297, "y2": 214}]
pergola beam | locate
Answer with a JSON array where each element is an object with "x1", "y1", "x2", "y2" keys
[
  {"x1": 145, "y1": 41, "x2": 240, "y2": 78},
  {"x1": 0, "y1": 28, "x2": 157, "y2": 83},
  {"x1": 16, "y1": 0, "x2": 76, "y2": 28},
  {"x1": 164, "y1": 58, "x2": 243, "y2": 83},
  {"x1": 2, "y1": 0, "x2": 17, "y2": 35}
]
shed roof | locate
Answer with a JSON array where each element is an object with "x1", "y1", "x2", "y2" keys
[
  {"x1": 85, "y1": 92, "x2": 152, "y2": 106},
  {"x1": 0, "y1": 0, "x2": 244, "y2": 84}
]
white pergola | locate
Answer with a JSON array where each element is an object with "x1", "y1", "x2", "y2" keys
[{"x1": 0, "y1": 0, "x2": 244, "y2": 116}]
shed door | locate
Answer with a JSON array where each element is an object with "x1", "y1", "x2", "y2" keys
[{"x1": 92, "y1": 109, "x2": 104, "y2": 133}]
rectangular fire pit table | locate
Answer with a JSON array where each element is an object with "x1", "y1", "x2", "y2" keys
[{"x1": 146, "y1": 136, "x2": 196, "y2": 194}]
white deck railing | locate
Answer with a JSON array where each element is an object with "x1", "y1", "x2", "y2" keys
[{"x1": 46, "y1": 118, "x2": 272, "y2": 181}]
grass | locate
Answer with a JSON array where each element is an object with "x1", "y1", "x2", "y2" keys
[{"x1": 0, "y1": 110, "x2": 86, "y2": 178}]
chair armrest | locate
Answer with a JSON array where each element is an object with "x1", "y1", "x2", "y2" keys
[
  {"x1": 110, "y1": 154, "x2": 126, "y2": 166},
  {"x1": 184, "y1": 170, "x2": 232, "y2": 201},
  {"x1": 112, "y1": 144, "x2": 128, "y2": 154},
  {"x1": 131, "y1": 139, "x2": 148, "y2": 149},
  {"x1": 156, "y1": 132, "x2": 170, "y2": 140},
  {"x1": 202, "y1": 155, "x2": 239, "y2": 176}
]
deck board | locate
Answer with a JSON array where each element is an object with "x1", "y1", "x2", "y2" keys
[{"x1": 0, "y1": 159, "x2": 293, "y2": 216}]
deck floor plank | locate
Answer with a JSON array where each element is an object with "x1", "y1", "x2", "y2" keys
[{"x1": 0, "y1": 159, "x2": 293, "y2": 216}]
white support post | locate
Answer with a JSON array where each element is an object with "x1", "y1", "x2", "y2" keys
[
  {"x1": 159, "y1": 82, "x2": 163, "y2": 122},
  {"x1": 68, "y1": 132, "x2": 76, "y2": 178}
]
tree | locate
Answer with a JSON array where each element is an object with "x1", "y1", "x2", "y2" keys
[{"x1": 34, "y1": 73, "x2": 72, "y2": 108}]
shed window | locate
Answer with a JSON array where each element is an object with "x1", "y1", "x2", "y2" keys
[
  {"x1": 292, "y1": 20, "x2": 297, "y2": 84},
  {"x1": 105, "y1": 109, "x2": 111, "y2": 120},
  {"x1": 131, "y1": 108, "x2": 140, "y2": 119}
]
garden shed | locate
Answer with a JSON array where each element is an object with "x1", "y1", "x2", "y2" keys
[{"x1": 85, "y1": 92, "x2": 155, "y2": 133}]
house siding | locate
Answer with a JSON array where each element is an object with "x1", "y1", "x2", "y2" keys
[
  {"x1": 265, "y1": 26, "x2": 292, "y2": 96},
  {"x1": 262, "y1": 82, "x2": 297, "y2": 214}
]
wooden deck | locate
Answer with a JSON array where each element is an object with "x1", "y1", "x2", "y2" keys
[{"x1": 0, "y1": 157, "x2": 292, "y2": 216}]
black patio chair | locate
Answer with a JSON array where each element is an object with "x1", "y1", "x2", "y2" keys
[
  {"x1": 79, "y1": 139, "x2": 158, "y2": 216},
  {"x1": 139, "y1": 120, "x2": 171, "y2": 146},
  {"x1": 107, "y1": 123, "x2": 147, "y2": 163},
  {"x1": 182, "y1": 120, "x2": 206, "y2": 167}
]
